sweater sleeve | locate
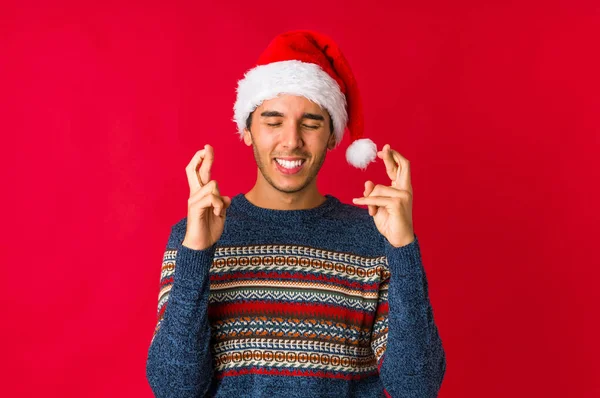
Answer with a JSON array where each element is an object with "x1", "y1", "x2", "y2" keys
[
  {"x1": 370, "y1": 233, "x2": 446, "y2": 397},
  {"x1": 146, "y1": 223, "x2": 217, "y2": 398}
]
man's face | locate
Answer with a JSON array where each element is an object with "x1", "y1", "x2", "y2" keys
[{"x1": 243, "y1": 94, "x2": 337, "y2": 194}]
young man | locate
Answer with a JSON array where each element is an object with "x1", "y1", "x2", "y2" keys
[{"x1": 146, "y1": 31, "x2": 446, "y2": 397}]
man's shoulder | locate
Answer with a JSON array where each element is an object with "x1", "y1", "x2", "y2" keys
[
  {"x1": 332, "y1": 198, "x2": 371, "y2": 218},
  {"x1": 318, "y1": 198, "x2": 385, "y2": 255},
  {"x1": 163, "y1": 217, "x2": 187, "y2": 248},
  {"x1": 173, "y1": 216, "x2": 187, "y2": 230},
  {"x1": 325, "y1": 198, "x2": 383, "y2": 237},
  {"x1": 328, "y1": 197, "x2": 377, "y2": 225}
]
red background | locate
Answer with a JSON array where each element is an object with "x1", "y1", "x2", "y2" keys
[{"x1": 1, "y1": 1, "x2": 598, "y2": 397}]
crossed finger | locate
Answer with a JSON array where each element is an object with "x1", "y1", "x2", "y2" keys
[
  {"x1": 185, "y1": 144, "x2": 215, "y2": 193},
  {"x1": 192, "y1": 180, "x2": 221, "y2": 199},
  {"x1": 199, "y1": 145, "x2": 214, "y2": 185},
  {"x1": 364, "y1": 181, "x2": 376, "y2": 216},
  {"x1": 377, "y1": 144, "x2": 412, "y2": 194}
]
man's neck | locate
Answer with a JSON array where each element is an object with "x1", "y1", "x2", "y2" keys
[{"x1": 245, "y1": 181, "x2": 327, "y2": 211}]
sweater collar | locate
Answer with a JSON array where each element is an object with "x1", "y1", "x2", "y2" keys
[{"x1": 229, "y1": 193, "x2": 340, "y2": 222}]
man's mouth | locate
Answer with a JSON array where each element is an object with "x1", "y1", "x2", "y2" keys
[{"x1": 274, "y1": 158, "x2": 306, "y2": 174}]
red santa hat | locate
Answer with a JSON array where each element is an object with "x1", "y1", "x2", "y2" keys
[{"x1": 233, "y1": 30, "x2": 377, "y2": 170}]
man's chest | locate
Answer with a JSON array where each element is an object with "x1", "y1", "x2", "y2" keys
[{"x1": 205, "y1": 244, "x2": 389, "y2": 376}]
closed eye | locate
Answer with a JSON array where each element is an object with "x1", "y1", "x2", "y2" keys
[{"x1": 266, "y1": 123, "x2": 319, "y2": 129}]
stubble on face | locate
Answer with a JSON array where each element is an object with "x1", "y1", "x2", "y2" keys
[{"x1": 248, "y1": 130, "x2": 329, "y2": 194}]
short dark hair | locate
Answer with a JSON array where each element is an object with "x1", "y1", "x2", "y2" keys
[{"x1": 245, "y1": 110, "x2": 334, "y2": 136}]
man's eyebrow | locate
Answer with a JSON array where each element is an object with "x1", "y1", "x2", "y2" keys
[
  {"x1": 302, "y1": 113, "x2": 325, "y2": 121},
  {"x1": 260, "y1": 111, "x2": 284, "y2": 117}
]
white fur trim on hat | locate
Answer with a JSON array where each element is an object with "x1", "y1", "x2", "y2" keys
[
  {"x1": 346, "y1": 138, "x2": 377, "y2": 170},
  {"x1": 233, "y1": 60, "x2": 348, "y2": 147}
]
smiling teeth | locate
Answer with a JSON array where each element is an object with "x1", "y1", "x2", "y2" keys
[{"x1": 276, "y1": 159, "x2": 304, "y2": 169}]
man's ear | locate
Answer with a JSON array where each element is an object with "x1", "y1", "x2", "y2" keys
[
  {"x1": 243, "y1": 128, "x2": 253, "y2": 146},
  {"x1": 327, "y1": 131, "x2": 336, "y2": 150}
]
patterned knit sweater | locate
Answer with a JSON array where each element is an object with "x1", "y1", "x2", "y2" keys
[{"x1": 146, "y1": 193, "x2": 446, "y2": 398}]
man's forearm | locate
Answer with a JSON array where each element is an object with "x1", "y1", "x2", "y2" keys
[
  {"x1": 146, "y1": 243, "x2": 217, "y2": 398},
  {"x1": 379, "y1": 236, "x2": 446, "y2": 397}
]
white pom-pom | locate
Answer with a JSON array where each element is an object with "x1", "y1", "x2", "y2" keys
[{"x1": 346, "y1": 138, "x2": 377, "y2": 170}]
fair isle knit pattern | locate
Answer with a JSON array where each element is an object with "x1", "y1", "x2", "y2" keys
[
  {"x1": 146, "y1": 194, "x2": 446, "y2": 398},
  {"x1": 154, "y1": 244, "x2": 390, "y2": 379}
]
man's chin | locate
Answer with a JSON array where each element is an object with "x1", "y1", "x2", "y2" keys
[
  {"x1": 272, "y1": 183, "x2": 307, "y2": 194},
  {"x1": 269, "y1": 178, "x2": 311, "y2": 194}
]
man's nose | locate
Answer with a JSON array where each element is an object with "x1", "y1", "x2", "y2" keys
[{"x1": 281, "y1": 121, "x2": 303, "y2": 148}]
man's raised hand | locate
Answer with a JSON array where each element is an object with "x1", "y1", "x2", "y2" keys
[
  {"x1": 352, "y1": 144, "x2": 415, "y2": 248},
  {"x1": 182, "y1": 144, "x2": 231, "y2": 251}
]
